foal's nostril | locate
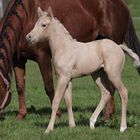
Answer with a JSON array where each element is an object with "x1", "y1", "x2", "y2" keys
[{"x1": 26, "y1": 34, "x2": 31, "y2": 42}]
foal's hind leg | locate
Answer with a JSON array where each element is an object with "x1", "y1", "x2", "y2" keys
[
  {"x1": 107, "y1": 74, "x2": 128, "y2": 132},
  {"x1": 118, "y1": 83, "x2": 128, "y2": 132},
  {"x1": 90, "y1": 75, "x2": 111, "y2": 129},
  {"x1": 93, "y1": 69, "x2": 115, "y2": 120},
  {"x1": 105, "y1": 65, "x2": 128, "y2": 132},
  {"x1": 64, "y1": 81, "x2": 75, "y2": 128}
]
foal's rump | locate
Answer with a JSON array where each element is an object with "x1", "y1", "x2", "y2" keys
[
  {"x1": 72, "y1": 39, "x2": 124, "y2": 76},
  {"x1": 99, "y1": 40, "x2": 125, "y2": 73},
  {"x1": 71, "y1": 39, "x2": 140, "y2": 78},
  {"x1": 93, "y1": 39, "x2": 140, "y2": 71}
]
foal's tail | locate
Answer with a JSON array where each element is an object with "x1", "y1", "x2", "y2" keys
[{"x1": 119, "y1": 44, "x2": 140, "y2": 73}]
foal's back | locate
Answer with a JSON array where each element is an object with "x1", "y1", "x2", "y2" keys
[{"x1": 71, "y1": 39, "x2": 125, "y2": 77}]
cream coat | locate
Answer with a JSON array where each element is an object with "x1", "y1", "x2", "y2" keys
[{"x1": 26, "y1": 7, "x2": 140, "y2": 134}]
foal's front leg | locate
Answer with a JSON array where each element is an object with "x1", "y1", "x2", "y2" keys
[
  {"x1": 64, "y1": 81, "x2": 75, "y2": 128},
  {"x1": 45, "y1": 75, "x2": 70, "y2": 134}
]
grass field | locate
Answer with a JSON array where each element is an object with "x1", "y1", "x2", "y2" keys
[{"x1": 0, "y1": 0, "x2": 140, "y2": 140}]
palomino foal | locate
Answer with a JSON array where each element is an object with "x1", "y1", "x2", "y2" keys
[{"x1": 26, "y1": 7, "x2": 140, "y2": 134}]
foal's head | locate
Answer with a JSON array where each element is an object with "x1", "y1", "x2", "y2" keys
[{"x1": 26, "y1": 7, "x2": 54, "y2": 45}]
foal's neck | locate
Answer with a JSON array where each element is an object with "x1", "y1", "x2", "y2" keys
[{"x1": 48, "y1": 19, "x2": 75, "y2": 56}]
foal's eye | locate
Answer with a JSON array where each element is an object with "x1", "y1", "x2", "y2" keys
[{"x1": 42, "y1": 24, "x2": 47, "y2": 27}]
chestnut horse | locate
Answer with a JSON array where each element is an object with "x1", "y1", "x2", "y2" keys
[{"x1": 0, "y1": 0, "x2": 140, "y2": 120}]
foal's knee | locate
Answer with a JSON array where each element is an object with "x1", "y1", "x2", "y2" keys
[
  {"x1": 120, "y1": 87, "x2": 128, "y2": 103},
  {"x1": 52, "y1": 99, "x2": 60, "y2": 111}
]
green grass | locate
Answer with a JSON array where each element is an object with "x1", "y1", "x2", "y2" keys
[
  {"x1": 1, "y1": 57, "x2": 140, "y2": 140},
  {"x1": 127, "y1": 0, "x2": 140, "y2": 36},
  {"x1": 0, "y1": 0, "x2": 140, "y2": 140},
  {"x1": 127, "y1": 0, "x2": 140, "y2": 16}
]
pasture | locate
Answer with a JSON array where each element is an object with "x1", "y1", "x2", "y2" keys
[{"x1": 0, "y1": 0, "x2": 140, "y2": 139}]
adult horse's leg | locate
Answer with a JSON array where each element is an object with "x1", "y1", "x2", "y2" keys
[
  {"x1": 13, "y1": 57, "x2": 27, "y2": 120},
  {"x1": 103, "y1": 82, "x2": 115, "y2": 120},
  {"x1": 37, "y1": 50, "x2": 61, "y2": 117}
]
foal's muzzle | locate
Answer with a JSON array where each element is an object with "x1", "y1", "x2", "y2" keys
[
  {"x1": 26, "y1": 34, "x2": 32, "y2": 43},
  {"x1": 26, "y1": 34, "x2": 36, "y2": 45}
]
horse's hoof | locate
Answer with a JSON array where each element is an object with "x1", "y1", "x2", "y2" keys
[
  {"x1": 44, "y1": 128, "x2": 53, "y2": 134},
  {"x1": 16, "y1": 113, "x2": 26, "y2": 120},
  {"x1": 69, "y1": 122, "x2": 76, "y2": 128},
  {"x1": 90, "y1": 125, "x2": 95, "y2": 130},
  {"x1": 120, "y1": 126, "x2": 127, "y2": 132},
  {"x1": 90, "y1": 120, "x2": 96, "y2": 130}
]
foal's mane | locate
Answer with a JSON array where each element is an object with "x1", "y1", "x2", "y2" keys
[{"x1": 54, "y1": 18, "x2": 76, "y2": 41}]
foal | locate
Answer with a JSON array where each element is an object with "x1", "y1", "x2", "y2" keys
[{"x1": 26, "y1": 7, "x2": 140, "y2": 134}]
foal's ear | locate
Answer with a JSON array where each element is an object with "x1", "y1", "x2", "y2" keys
[
  {"x1": 47, "y1": 6, "x2": 54, "y2": 19},
  {"x1": 38, "y1": 7, "x2": 45, "y2": 17}
]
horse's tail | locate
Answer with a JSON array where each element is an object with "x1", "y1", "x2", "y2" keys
[
  {"x1": 124, "y1": 17, "x2": 140, "y2": 58},
  {"x1": 119, "y1": 44, "x2": 140, "y2": 74}
]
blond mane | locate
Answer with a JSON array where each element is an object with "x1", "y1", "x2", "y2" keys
[{"x1": 53, "y1": 18, "x2": 76, "y2": 42}]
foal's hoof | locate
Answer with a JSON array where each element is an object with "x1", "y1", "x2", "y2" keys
[
  {"x1": 69, "y1": 122, "x2": 76, "y2": 128},
  {"x1": 44, "y1": 128, "x2": 53, "y2": 134},
  {"x1": 90, "y1": 120, "x2": 96, "y2": 130},
  {"x1": 120, "y1": 126, "x2": 127, "y2": 132},
  {"x1": 16, "y1": 113, "x2": 26, "y2": 120}
]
